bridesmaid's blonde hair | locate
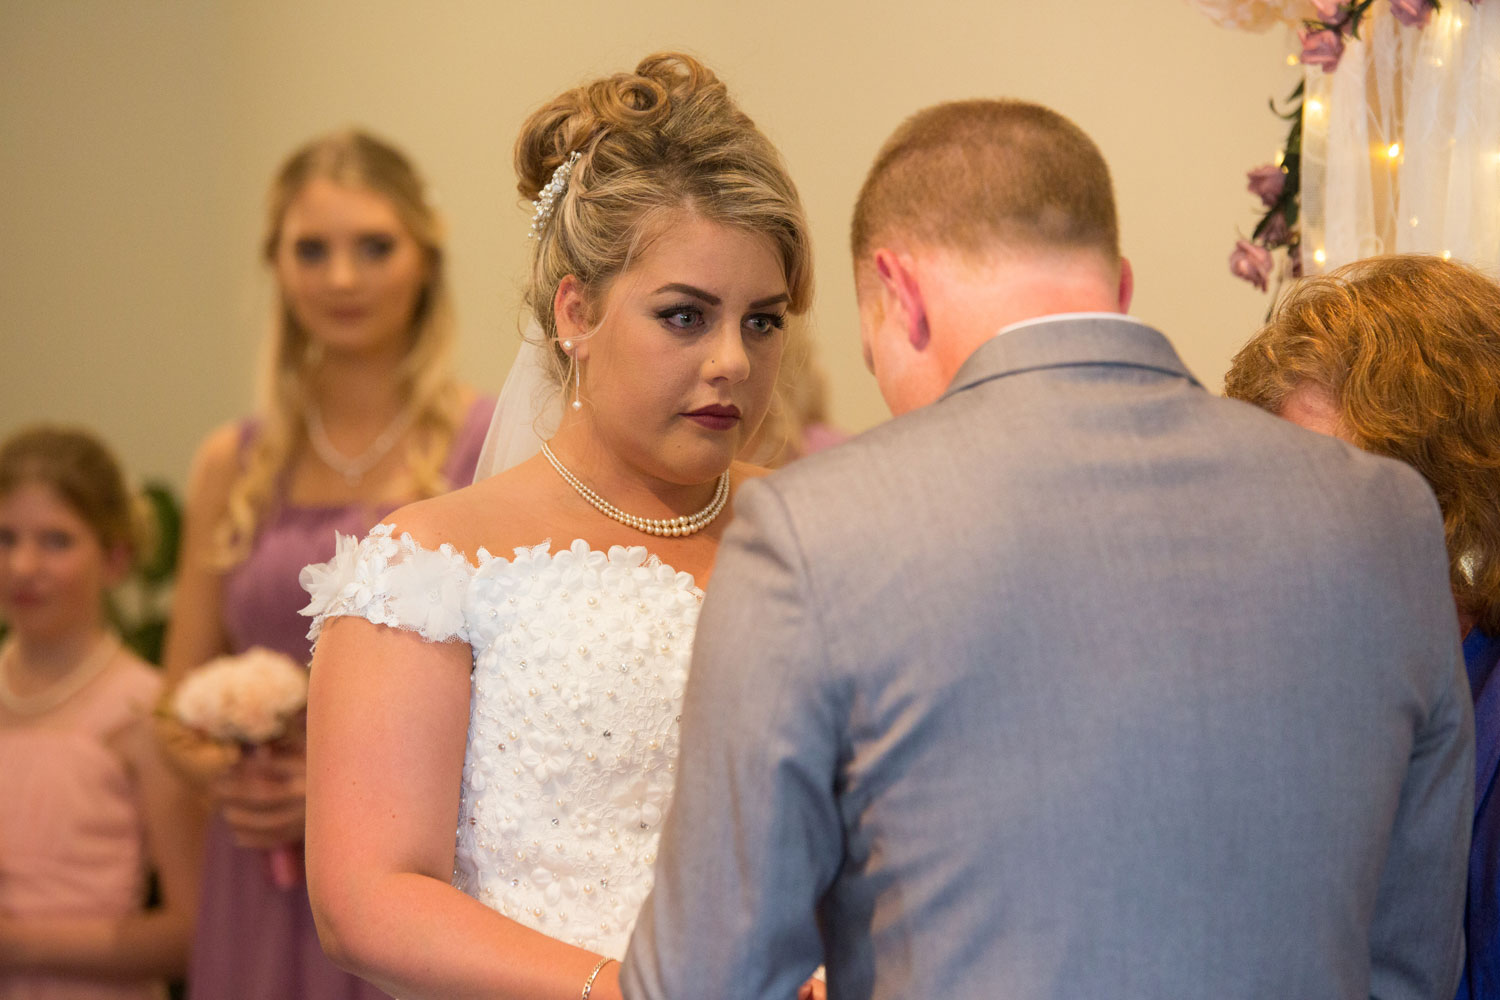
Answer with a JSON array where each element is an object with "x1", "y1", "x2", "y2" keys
[{"x1": 214, "y1": 129, "x2": 461, "y2": 566}]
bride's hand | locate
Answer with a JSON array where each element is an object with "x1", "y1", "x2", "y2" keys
[
  {"x1": 213, "y1": 741, "x2": 307, "y2": 849},
  {"x1": 797, "y1": 975, "x2": 826, "y2": 1000}
]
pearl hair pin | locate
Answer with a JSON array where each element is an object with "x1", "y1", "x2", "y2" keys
[
  {"x1": 540, "y1": 442, "x2": 729, "y2": 537},
  {"x1": 528, "y1": 151, "x2": 582, "y2": 240}
]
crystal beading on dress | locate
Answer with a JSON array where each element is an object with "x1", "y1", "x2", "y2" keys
[{"x1": 300, "y1": 523, "x2": 701, "y2": 957}]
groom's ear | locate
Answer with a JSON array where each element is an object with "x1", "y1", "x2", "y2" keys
[
  {"x1": 553, "y1": 275, "x2": 591, "y2": 360},
  {"x1": 873, "y1": 249, "x2": 931, "y2": 352}
]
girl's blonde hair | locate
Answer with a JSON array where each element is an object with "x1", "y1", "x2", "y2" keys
[
  {"x1": 515, "y1": 52, "x2": 813, "y2": 381},
  {"x1": 215, "y1": 129, "x2": 461, "y2": 565}
]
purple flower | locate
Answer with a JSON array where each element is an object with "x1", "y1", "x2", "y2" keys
[
  {"x1": 1247, "y1": 165, "x2": 1287, "y2": 207},
  {"x1": 1299, "y1": 25, "x2": 1347, "y2": 71},
  {"x1": 1390, "y1": 0, "x2": 1436, "y2": 26},
  {"x1": 1230, "y1": 239, "x2": 1275, "y2": 292},
  {"x1": 1260, "y1": 213, "x2": 1291, "y2": 248},
  {"x1": 1311, "y1": 0, "x2": 1350, "y2": 27}
]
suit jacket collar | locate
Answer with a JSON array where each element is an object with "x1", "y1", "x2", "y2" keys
[{"x1": 941, "y1": 314, "x2": 1202, "y2": 402}]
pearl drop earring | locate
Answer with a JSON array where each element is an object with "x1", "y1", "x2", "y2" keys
[{"x1": 563, "y1": 340, "x2": 582, "y2": 412}]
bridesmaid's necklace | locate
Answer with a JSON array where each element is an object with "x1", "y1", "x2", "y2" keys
[
  {"x1": 540, "y1": 442, "x2": 729, "y2": 538},
  {"x1": 306, "y1": 402, "x2": 414, "y2": 486},
  {"x1": 0, "y1": 632, "x2": 120, "y2": 717}
]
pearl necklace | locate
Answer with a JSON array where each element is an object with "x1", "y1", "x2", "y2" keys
[
  {"x1": 0, "y1": 632, "x2": 120, "y2": 717},
  {"x1": 540, "y1": 442, "x2": 730, "y2": 538},
  {"x1": 306, "y1": 403, "x2": 414, "y2": 486}
]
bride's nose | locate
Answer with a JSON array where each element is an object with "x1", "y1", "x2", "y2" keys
[{"x1": 704, "y1": 325, "x2": 750, "y2": 383}]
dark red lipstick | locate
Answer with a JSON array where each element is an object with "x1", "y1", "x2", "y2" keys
[{"x1": 683, "y1": 404, "x2": 741, "y2": 431}]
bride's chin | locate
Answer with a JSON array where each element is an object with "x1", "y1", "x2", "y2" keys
[{"x1": 657, "y1": 453, "x2": 735, "y2": 489}]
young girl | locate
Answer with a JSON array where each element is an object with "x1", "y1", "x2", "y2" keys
[{"x1": 0, "y1": 425, "x2": 205, "y2": 1000}]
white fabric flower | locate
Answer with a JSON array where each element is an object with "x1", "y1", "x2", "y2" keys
[{"x1": 301, "y1": 531, "x2": 702, "y2": 957}]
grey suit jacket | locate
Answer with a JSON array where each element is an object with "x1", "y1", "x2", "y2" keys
[{"x1": 621, "y1": 316, "x2": 1472, "y2": 1000}]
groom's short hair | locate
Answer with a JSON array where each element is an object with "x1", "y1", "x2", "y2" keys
[{"x1": 851, "y1": 99, "x2": 1120, "y2": 266}]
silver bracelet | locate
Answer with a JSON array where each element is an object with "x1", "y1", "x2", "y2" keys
[{"x1": 581, "y1": 956, "x2": 616, "y2": 999}]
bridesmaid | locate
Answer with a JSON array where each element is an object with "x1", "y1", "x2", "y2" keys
[
  {"x1": 0, "y1": 426, "x2": 205, "y2": 1000},
  {"x1": 158, "y1": 129, "x2": 493, "y2": 999}
]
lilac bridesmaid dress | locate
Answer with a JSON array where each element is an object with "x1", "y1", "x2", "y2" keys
[{"x1": 185, "y1": 398, "x2": 493, "y2": 1000}]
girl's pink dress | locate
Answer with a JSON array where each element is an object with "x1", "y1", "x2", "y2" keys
[{"x1": 0, "y1": 656, "x2": 166, "y2": 1000}]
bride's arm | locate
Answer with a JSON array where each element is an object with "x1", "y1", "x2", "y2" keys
[{"x1": 305, "y1": 615, "x2": 622, "y2": 1000}]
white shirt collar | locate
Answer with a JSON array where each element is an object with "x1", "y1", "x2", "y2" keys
[{"x1": 995, "y1": 312, "x2": 1152, "y2": 339}]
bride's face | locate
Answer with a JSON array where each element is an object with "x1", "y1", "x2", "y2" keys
[{"x1": 561, "y1": 213, "x2": 789, "y2": 485}]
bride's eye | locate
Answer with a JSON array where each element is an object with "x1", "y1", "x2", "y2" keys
[
  {"x1": 657, "y1": 305, "x2": 704, "y2": 330},
  {"x1": 744, "y1": 313, "x2": 787, "y2": 336}
]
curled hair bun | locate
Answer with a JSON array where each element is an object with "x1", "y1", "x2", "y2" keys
[
  {"x1": 514, "y1": 50, "x2": 811, "y2": 353},
  {"x1": 515, "y1": 52, "x2": 727, "y2": 200}
]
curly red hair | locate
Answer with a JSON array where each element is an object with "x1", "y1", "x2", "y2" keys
[{"x1": 1225, "y1": 254, "x2": 1500, "y2": 633}]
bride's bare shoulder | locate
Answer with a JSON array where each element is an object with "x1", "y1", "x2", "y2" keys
[{"x1": 387, "y1": 457, "x2": 559, "y2": 560}]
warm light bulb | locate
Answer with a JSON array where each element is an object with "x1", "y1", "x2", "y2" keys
[
  {"x1": 1314, "y1": 248, "x2": 1327, "y2": 265},
  {"x1": 1286, "y1": 53, "x2": 1299, "y2": 66},
  {"x1": 1443, "y1": 250, "x2": 1453, "y2": 260},
  {"x1": 1387, "y1": 142, "x2": 1402, "y2": 159},
  {"x1": 1307, "y1": 99, "x2": 1325, "y2": 116},
  {"x1": 1410, "y1": 216, "x2": 1421, "y2": 228},
  {"x1": 1275, "y1": 151, "x2": 1285, "y2": 167},
  {"x1": 1455, "y1": 17, "x2": 1464, "y2": 29}
]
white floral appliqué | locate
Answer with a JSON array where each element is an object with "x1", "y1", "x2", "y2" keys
[{"x1": 300, "y1": 527, "x2": 701, "y2": 959}]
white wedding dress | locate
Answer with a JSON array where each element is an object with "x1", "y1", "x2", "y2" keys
[{"x1": 301, "y1": 522, "x2": 701, "y2": 958}]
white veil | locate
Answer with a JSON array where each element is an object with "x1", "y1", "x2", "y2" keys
[{"x1": 472, "y1": 319, "x2": 564, "y2": 483}]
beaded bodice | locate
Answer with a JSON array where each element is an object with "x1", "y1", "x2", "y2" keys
[{"x1": 301, "y1": 524, "x2": 700, "y2": 958}]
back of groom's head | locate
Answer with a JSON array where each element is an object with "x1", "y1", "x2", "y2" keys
[{"x1": 850, "y1": 100, "x2": 1120, "y2": 267}]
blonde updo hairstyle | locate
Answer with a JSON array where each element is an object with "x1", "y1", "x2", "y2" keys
[
  {"x1": 515, "y1": 53, "x2": 813, "y2": 381},
  {"x1": 214, "y1": 129, "x2": 462, "y2": 565}
]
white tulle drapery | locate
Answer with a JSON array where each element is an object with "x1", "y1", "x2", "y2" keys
[{"x1": 1301, "y1": 3, "x2": 1500, "y2": 277}]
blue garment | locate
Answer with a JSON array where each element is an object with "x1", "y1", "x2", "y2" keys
[{"x1": 1460, "y1": 626, "x2": 1500, "y2": 1000}]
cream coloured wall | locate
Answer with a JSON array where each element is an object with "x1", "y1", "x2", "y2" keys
[{"x1": 0, "y1": 0, "x2": 1295, "y2": 489}]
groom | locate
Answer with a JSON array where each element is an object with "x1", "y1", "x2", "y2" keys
[{"x1": 621, "y1": 100, "x2": 1472, "y2": 999}]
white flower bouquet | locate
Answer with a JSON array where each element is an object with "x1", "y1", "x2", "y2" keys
[
  {"x1": 172, "y1": 647, "x2": 308, "y2": 744},
  {"x1": 172, "y1": 647, "x2": 308, "y2": 889}
]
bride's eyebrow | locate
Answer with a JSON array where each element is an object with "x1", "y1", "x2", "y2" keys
[
  {"x1": 652, "y1": 283, "x2": 719, "y2": 305},
  {"x1": 650, "y1": 284, "x2": 790, "y2": 310}
]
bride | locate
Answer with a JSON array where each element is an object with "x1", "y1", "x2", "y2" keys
[{"x1": 299, "y1": 53, "x2": 814, "y2": 1000}]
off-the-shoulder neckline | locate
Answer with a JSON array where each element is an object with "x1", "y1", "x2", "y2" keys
[{"x1": 367, "y1": 522, "x2": 701, "y2": 591}]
